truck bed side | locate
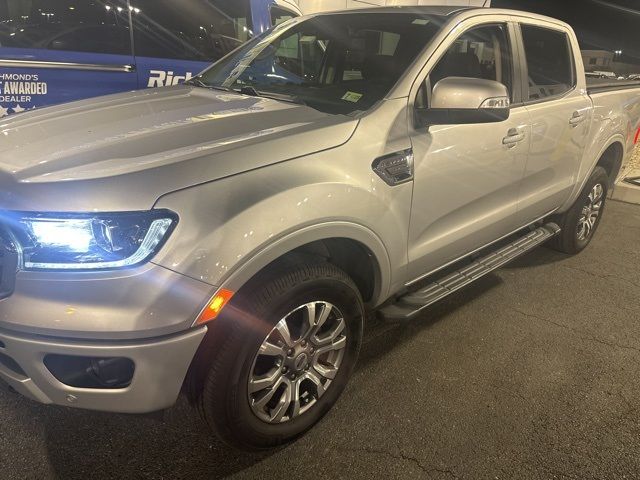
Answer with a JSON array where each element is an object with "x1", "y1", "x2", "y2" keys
[
  {"x1": 562, "y1": 86, "x2": 640, "y2": 211},
  {"x1": 590, "y1": 88, "x2": 640, "y2": 178}
]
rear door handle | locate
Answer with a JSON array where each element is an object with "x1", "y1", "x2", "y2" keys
[
  {"x1": 502, "y1": 128, "x2": 525, "y2": 146},
  {"x1": 569, "y1": 111, "x2": 586, "y2": 125}
]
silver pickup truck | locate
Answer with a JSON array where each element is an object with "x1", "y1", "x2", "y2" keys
[{"x1": 0, "y1": 6, "x2": 639, "y2": 449}]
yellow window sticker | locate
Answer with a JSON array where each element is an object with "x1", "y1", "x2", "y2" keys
[{"x1": 342, "y1": 91, "x2": 363, "y2": 103}]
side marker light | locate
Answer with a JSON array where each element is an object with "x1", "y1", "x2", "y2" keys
[{"x1": 197, "y1": 289, "x2": 234, "y2": 324}]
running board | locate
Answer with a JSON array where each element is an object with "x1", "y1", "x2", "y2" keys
[{"x1": 379, "y1": 223, "x2": 561, "y2": 321}]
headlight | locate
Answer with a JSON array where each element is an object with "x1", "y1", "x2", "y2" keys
[{"x1": 5, "y1": 210, "x2": 177, "y2": 271}]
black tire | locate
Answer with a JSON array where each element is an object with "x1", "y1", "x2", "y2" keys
[
  {"x1": 192, "y1": 259, "x2": 364, "y2": 450},
  {"x1": 549, "y1": 166, "x2": 609, "y2": 254}
]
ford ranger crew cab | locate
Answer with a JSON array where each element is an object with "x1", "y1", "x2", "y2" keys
[{"x1": 0, "y1": 6, "x2": 639, "y2": 449}]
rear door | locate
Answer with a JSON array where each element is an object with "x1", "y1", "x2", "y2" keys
[
  {"x1": 0, "y1": 0, "x2": 136, "y2": 116},
  {"x1": 130, "y1": 0, "x2": 256, "y2": 89},
  {"x1": 515, "y1": 22, "x2": 591, "y2": 223}
]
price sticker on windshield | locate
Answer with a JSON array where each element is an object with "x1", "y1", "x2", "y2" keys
[{"x1": 341, "y1": 91, "x2": 363, "y2": 103}]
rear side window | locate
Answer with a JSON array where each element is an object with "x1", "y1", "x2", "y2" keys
[
  {"x1": 130, "y1": 0, "x2": 252, "y2": 62},
  {"x1": 521, "y1": 25, "x2": 575, "y2": 101},
  {"x1": 0, "y1": 0, "x2": 131, "y2": 55}
]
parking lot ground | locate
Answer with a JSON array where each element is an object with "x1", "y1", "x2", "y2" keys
[{"x1": 2, "y1": 199, "x2": 640, "y2": 480}]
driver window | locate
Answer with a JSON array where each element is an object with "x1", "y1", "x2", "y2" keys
[{"x1": 416, "y1": 23, "x2": 513, "y2": 109}]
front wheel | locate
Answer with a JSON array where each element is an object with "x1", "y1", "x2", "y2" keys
[
  {"x1": 549, "y1": 166, "x2": 609, "y2": 255},
  {"x1": 194, "y1": 260, "x2": 364, "y2": 450}
]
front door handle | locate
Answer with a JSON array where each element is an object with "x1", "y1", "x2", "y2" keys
[
  {"x1": 502, "y1": 128, "x2": 525, "y2": 146},
  {"x1": 569, "y1": 111, "x2": 586, "y2": 125}
]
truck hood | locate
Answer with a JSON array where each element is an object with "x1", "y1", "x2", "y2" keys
[{"x1": 0, "y1": 85, "x2": 358, "y2": 211}]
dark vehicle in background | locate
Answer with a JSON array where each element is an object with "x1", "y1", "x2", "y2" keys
[{"x1": 0, "y1": 0, "x2": 301, "y2": 116}]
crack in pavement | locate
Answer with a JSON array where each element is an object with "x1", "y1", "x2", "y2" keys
[
  {"x1": 617, "y1": 390, "x2": 636, "y2": 413},
  {"x1": 561, "y1": 264, "x2": 640, "y2": 290},
  {"x1": 508, "y1": 307, "x2": 640, "y2": 357},
  {"x1": 348, "y1": 446, "x2": 460, "y2": 479}
]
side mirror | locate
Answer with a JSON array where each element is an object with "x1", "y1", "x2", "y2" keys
[{"x1": 415, "y1": 76, "x2": 510, "y2": 128}]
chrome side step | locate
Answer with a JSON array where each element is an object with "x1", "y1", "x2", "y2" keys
[{"x1": 379, "y1": 223, "x2": 561, "y2": 321}]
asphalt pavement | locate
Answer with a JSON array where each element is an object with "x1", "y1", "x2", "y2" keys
[{"x1": 2, "y1": 199, "x2": 640, "y2": 479}]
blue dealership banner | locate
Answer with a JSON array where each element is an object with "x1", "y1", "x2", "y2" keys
[{"x1": 0, "y1": 0, "x2": 290, "y2": 116}]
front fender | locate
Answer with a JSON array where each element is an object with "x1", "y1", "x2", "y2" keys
[{"x1": 152, "y1": 146, "x2": 412, "y2": 307}]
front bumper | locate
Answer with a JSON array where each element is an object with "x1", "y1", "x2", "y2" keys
[
  {"x1": 0, "y1": 263, "x2": 215, "y2": 340},
  {"x1": 0, "y1": 326, "x2": 207, "y2": 413}
]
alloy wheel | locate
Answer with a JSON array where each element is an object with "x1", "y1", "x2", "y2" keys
[
  {"x1": 576, "y1": 183, "x2": 604, "y2": 241},
  {"x1": 248, "y1": 301, "x2": 347, "y2": 424}
]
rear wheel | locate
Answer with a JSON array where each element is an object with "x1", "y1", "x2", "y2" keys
[
  {"x1": 549, "y1": 166, "x2": 609, "y2": 254},
  {"x1": 193, "y1": 260, "x2": 364, "y2": 450}
]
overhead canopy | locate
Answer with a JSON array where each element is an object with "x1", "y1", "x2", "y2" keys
[{"x1": 297, "y1": 0, "x2": 490, "y2": 15}]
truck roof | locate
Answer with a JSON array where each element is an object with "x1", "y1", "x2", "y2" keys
[
  {"x1": 308, "y1": 5, "x2": 473, "y2": 17},
  {"x1": 308, "y1": 6, "x2": 572, "y2": 30}
]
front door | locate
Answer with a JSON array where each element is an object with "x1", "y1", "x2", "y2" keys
[{"x1": 407, "y1": 22, "x2": 530, "y2": 282}]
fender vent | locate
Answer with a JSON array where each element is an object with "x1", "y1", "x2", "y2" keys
[{"x1": 372, "y1": 149, "x2": 414, "y2": 186}]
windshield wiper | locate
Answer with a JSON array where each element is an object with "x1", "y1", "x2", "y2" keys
[
  {"x1": 238, "y1": 85, "x2": 261, "y2": 97},
  {"x1": 263, "y1": 93, "x2": 308, "y2": 107},
  {"x1": 186, "y1": 78, "x2": 235, "y2": 93},
  {"x1": 192, "y1": 80, "x2": 308, "y2": 107},
  {"x1": 234, "y1": 86, "x2": 308, "y2": 107},
  {"x1": 186, "y1": 77, "x2": 208, "y2": 88}
]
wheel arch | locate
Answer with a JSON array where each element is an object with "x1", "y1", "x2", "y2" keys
[
  {"x1": 560, "y1": 135, "x2": 626, "y2": 212},
  {"x1": 213, "y1": 222, "x2": 392, "y2": 310},
  {"x1": 595, "y1": 140, "x2": 625, "y2": 188}
]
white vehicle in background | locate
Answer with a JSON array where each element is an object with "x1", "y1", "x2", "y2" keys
[
  {"x1": 592, "y1": 70, "x2": 618, "y2": 79},
  {"x1": 586, "y1": 72, "x2": 608, "y2": 79}
]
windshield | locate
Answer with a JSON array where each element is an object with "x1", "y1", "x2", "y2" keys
[{"x1": 194, "y1": 13, "x2": 444, "y2": 115}]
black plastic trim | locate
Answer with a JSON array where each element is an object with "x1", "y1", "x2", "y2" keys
[{"x1": 417, "y1": 107, "x2": 510, "y2": 126}]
